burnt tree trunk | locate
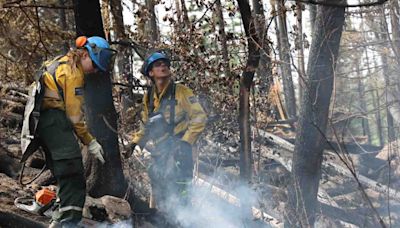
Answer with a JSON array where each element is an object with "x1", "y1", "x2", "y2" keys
[
  {"x1": 390, "y1": 0, "x2": 400, "y2": 60},
  {"x1": 296, "y1": 2, "x2": 305, "y2": 103},
  {"x1": 145, "y1": 0, "x2": 159, "y2": 43},
  {"x1": 376, "y1": 13, "x2": 396, "y2": 143},
  {"x1": 252, "y1": 0, "x2": 272, "y2": 93},
  {"x1": 58, "y1": 0, "x2": 68, "y2": 52},
  {"x1": 237, "y1": 0, "x2": 260, "y2": 180},
  {"x1": 357, "y1": 72, "x2": 371, "y2": 144},
  {"x1": 309, "y1": 4, "x2": 317, "y2": 36},
  {"x1": 73, "y1": 0, "x2": 127, "y2": 198},
  {"x1": 285, "y1": 2, "x2": 345, "y2": 227},
  {"x1": 216, "y1": 0, "x2": 231, "y2": 79},
  {"x1": 372, "y1": 89, "x2": 384, "y2": 147},
  {"x1": 180, "y1": 0, "x2": 190, "y2": 28},
  {"x1": 276, "y1": 0, "x2": 296, "y2": 118}
]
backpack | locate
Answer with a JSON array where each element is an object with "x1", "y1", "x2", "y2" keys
[{"x1": 20, "y1": 56, "x2": 66, "y2": 162}]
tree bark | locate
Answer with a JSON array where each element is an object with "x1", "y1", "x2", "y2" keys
[
  {"x1": 146, "y1": 0, "x2": 159, "y2": 43},
  {"x1": 309, "y1": 4, "x2": 317, "y2": 36},
  {"x1": 285, "y1": 2, "x2": 345, "y2": 227},
  {"x1": 296, "y1": 2, "x2": 305, "y2": 104},
  {"x1": 356, "y1": 64, "x2": 371, "y2": 145},
  {"x1": 276, "y1": 0, "x2": 296, "y2": 118},
  {"x1": 237, "y1": 0, "x2": 260, "y2": 180},
  {"x1": 73, "y1": 0, "x2": 127, "y2": 198},
  {"x1": 252, "y1": 0, "x2": 273, "y2": 93},
  {"x1": 372, "y1": 89, "x2": 384, "y2": 147},
  {"x1": 377, "y1": 12, "x2": 396, "y2": 143},
  {"x1": 216, "y1": 0, "x2": 230, "y2": 79},
  {"x1": 58, "y1": 0, "x2": 68, "y2": 52},
  {"x1": 390, "y1": 0, "x2": 400, "y2": 58},
  {"x1": 180, "y1": 0, "x2": 190, "y2": 28}
]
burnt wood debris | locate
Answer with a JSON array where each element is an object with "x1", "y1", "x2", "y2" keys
[{"x1": 1, "y1": 0, "x2": 400, "y2": 227}]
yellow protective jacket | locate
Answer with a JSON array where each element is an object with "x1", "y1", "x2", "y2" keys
[
  {"x1": 132, "y1": 81, "x2": 207, "y2": 146},
  {"x1": 41, "y1": 55, "x2": 94, "y2": 145}
]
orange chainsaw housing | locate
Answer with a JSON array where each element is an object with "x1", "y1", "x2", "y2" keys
[{"x1": 35, "y1": 188, "x2": 56, "y2": 206}]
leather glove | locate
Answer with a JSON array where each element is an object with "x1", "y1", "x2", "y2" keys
[{"x1": 88, "y1": 139, "x2": 105, "y2": 164}]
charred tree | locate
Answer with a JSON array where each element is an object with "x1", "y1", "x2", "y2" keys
[
  {"x1": 73, "y1": 0, "x2": 127, "y2": 198},
  {"x1": 296, "y1": 2, "x2": 305, "y2": 102},
  {"x1": 109, "y1": 0, "x2": 130, "y2": 75},
  {"x1": 237, "y1": 0, "x2": 260, "y2": 180},
  {"x1": 58, "y1": 0, "x2": 68, "y2": 52},
  {"x1": 216, "y1": 0, "x2": 230, "y2": 79},
  {"x1": 357, "y1": 71, "x2": 371, "y2": 144},
  {"x1": 252, "y1": 0, "x2": 273, "y2": 93},
  {"x1": 390, "y1": 0, "x2": 400, "y2": 60},
  {"x1": 309, "y1": 4, "x2": 317, "y2": 36},
  {"x1": 372, "y1": 89, "x2": 384, "y2": 147},
  {"x1": 375, "y1": 12, "x2": 396, "y2": 143},
  {"x1": 276, "y1": 0, "x2": 296, "y2": 118},
  {"x1": 145, "y1": 0, "x2": 159, "y2": 43},
  {"x1": 180, "y1": 0, "x2": 190, "y2": 28},
  {"x1": 285, "y1": 2, "x2": 345, "y2": 227}
]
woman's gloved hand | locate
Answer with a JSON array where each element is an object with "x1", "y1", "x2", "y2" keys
[{"x1": 88, "y1": 139, "x2": 105, "y2": 164}]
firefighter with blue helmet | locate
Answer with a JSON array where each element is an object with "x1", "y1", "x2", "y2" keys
[
  {"x1": 26, "y1": 36, "x2": 117, "y2": 227},
  {"x1": 132, "y1": 51, "x2": 207, "y2": 213}
]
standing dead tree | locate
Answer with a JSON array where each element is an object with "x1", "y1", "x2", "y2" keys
[
  {"x1": 285, "y1": 1, "x2": 345, "y2": 227},
  {"x1": 72, "y1": 0, "x2": 127, "y2": 198},
  {"x1": 276, "y1": 0, "x2": 297, "y2": 118},
  {"x1": 237, "y1": 0, "x2": 260, "y2": 180}
]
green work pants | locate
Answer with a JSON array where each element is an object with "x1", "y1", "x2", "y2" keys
[
  {"x1": 37, "y1": 109, "x2": 86, "y2": 225},
  {"x1": 148, "y1": 137, "x2": 193, "y2": 211}
]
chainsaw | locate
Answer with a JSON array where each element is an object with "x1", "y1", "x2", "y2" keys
[{"x1": 14, "y1": 188, "x2": 57, "y2": 217}]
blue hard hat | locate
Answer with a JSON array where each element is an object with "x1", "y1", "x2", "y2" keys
[
  {"x1": 143, "y1": 52, "x2": 171, "y2": 76},
  {"x1": 84, "y1": 36, "x2": 117, "y2": 72}
]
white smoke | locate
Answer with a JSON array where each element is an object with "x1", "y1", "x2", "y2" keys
[{"x1": 160, "y1": 176, "x2": 267, "y2": 228}]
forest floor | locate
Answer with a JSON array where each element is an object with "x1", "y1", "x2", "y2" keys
[{"x1": 1, "y1": 84, "x2": 400, "y2": 227}]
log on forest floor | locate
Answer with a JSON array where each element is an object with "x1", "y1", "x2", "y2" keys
[
  {"x1": 193, "y1": 175, "x2": 283, "y2": 227},
  {"x1": 257, "y1": 129, "x2": 400, "y2": 203},
  {"x1": 203, "y1": 135, "x2": 383, "y2": 226}
]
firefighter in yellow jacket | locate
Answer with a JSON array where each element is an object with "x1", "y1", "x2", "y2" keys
[
  {"x1": 37, "y1": 36, "x2": 116, "y2": 227},
  {"x1": 131, "y1": 51, "x2": 207, "y2": 211}
]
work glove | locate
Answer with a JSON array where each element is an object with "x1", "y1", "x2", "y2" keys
[{"x1": 88, "y1": 139, "x2": 105, "y2": 164}]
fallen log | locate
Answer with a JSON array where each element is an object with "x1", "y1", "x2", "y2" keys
[
  {"x1": 257, "y1": 129, "x2": 400, "y2": 203},
  {"x1": 203, "y1": 138, "x2": 339, "y2": 208},
  {"x1": 0, "y1": 211, "x2": 47, "y2": 228},
  {"x1": 194, "y1": 175, "x2": 283, "y2": 227},
  {"x1": 203, "y1": 139, "x2": 371, "y2": 226}
]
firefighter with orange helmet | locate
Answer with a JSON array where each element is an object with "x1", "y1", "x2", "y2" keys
[{"x1": 22, "y1": 36, "x2": 116, "y2": 227}]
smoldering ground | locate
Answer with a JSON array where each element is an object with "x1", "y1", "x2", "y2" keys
[{"x1": 151, "y1": 176, "x2": 268, "y2": 228}]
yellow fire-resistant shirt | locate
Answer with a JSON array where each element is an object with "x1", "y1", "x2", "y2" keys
[
  {"x1": 132, "y1": 81, "x2": 207, "y2": 146},
  {"x1": 41, "y1": 55, "x2": 94, "y2": 145}
]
